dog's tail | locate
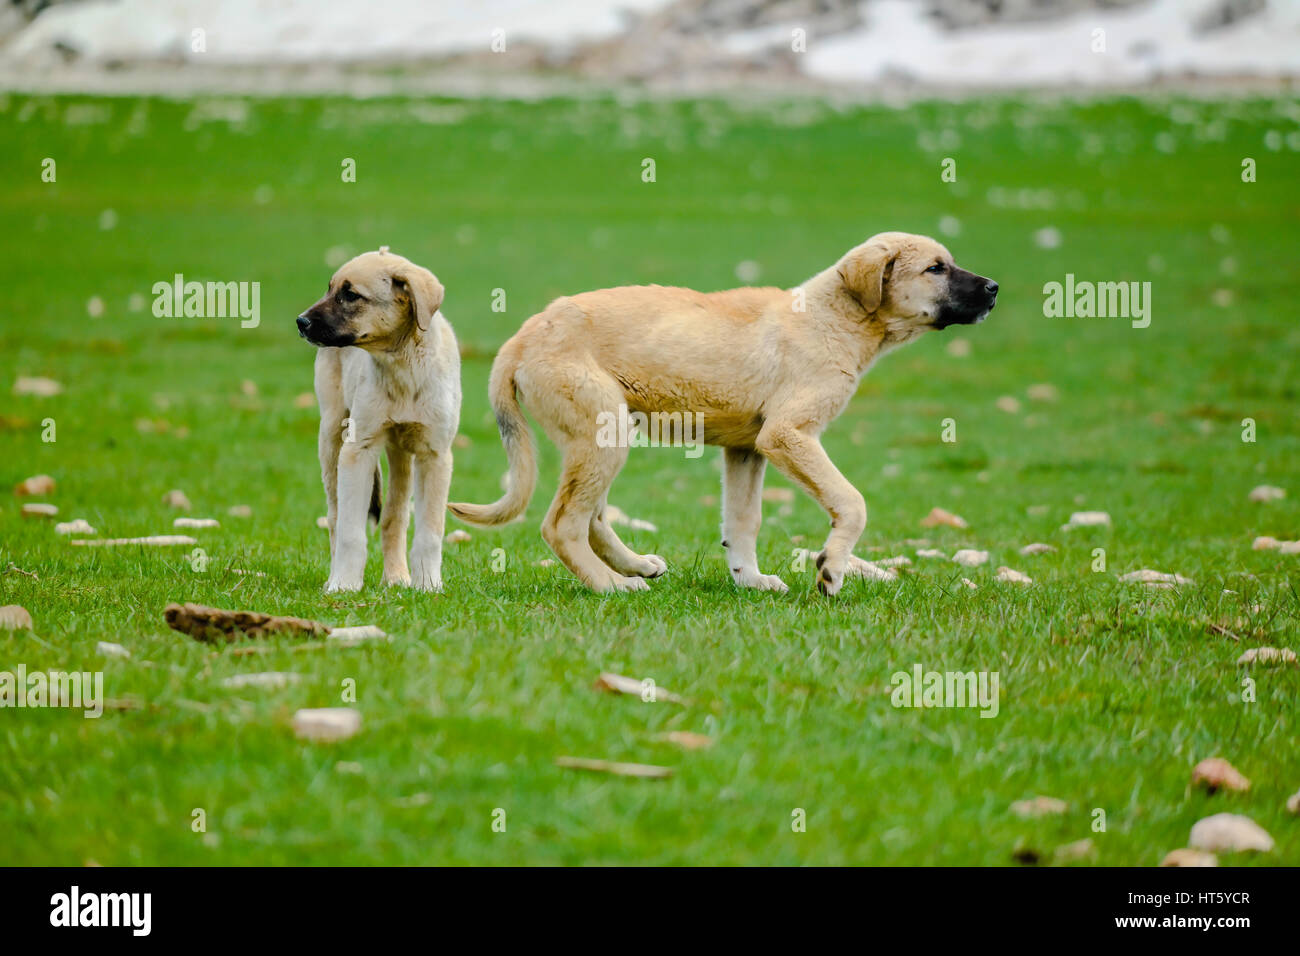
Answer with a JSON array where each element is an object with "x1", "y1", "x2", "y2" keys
[
  {"x1": 368, "y1": 463, "x2": 383, "y2": 527},
  {"x1": 448, "y1": 340, "x2": 537, "y2": 527}
]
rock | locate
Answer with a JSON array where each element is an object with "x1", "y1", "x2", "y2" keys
[
  {"x1": 1236, "y1": 646, "x2": 1297, "y2": 666},
  {"x1": 920, "y1": 507, "x2": 967, "y2": 529},
  {"x1": 952, "y1": 548, "x2": 989, "y2": 567},
  {"x1": 55, "y1": 519, "x2": 96, "y2": 535},
  {"x1": 162, "y1": 489, "x2": 192, "y2": 510},
  {"x1": 1061, "y1": 510, "x2": 1110, "y2": 531},
  {"x1": 1019, "y1": 542, "x2": 1056, "y2": 555},
  {"x1": 173, "y1": 517, "x2": 219, "y2": 529},
  {"x1": 996, "y1": 566, "x2": 1033, "y2": 586},
  {"x1": 1247, "y1": 485, "x2": 1285, "y2": 502},
  {"x1": 444, "y1": 529, "x2": 471, "y2": 544},
  {"x1": 1011, "y1": 795, "x2": 1067, "y2": 818},
  {"x1": 21, "y1": 503, "x2": 58, "y2": 518},
  {"x1": 96, "y1": 641, "x2": 130, "y2": 659},
  {"x1": 13, "y1": 474, "x2": 56, "y2": 497},
  {"x1": 1161, "y1": 849, "x2": 1218, "y2": 867},
  {"x1": 1188, "y1": 813, "x2": 1273, "y2": 853},
  {"x1": 0, "y1": 605, "x2": 34, "y2": 630},
  {"x1": 292, "y1": 707, "x2": 361, "y2": 741},
  {"x1": 1191, "y1": 758, "x2": 1251, "y2": 793}
]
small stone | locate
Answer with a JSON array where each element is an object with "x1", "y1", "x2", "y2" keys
[
  {"x1": 1247, "y1": 485, "x2": 1285, "y2": 502},
  {"x1": 222, "y1": 672, "x2": 300, "y2": 690},
  {"x1": 1011, "y1": 795, "x2": 1067, "y2": 818},
  {"x1": 1188, "y1": 813, "x2": 1273, "y2": 853},
  {"x1": 1061, "y1": 511, "x2": 1110, "y2": 531},
  {"x1": 227, "y1": 505, "x2": 253, "y2": 518},
  {"x1": 444, "y1": 529, "x2": 471, "y2": 544},
  {"x1": 1286, "y1": 790, "x2": 1300, "y2": 815},
  {"x1": 55, "y1": 519, "x2": 96, "y2": 536},
  {"x1": 14, "y1": 474, "x2": 56, "y2": 497},
  {"x1": 1191, "y1": 758, "x2": 1251, "y2": 794},
  {"x1": 1019, "y1": 542, "x2": 1056, "y2": 555},
  {"x1": 316, "y1": 516, "x2": 330, "y2": 529},
  {"x1": 761, "y1": 487, "x2": 795, "y2": 503},
  {"x1": 1161, "y1": 849, "x2": 1217, "y2": 867},
  {"x1": 293, "y1": 392, "x2": 316, "y2": 409},
  {"x1": 916, "y1": 548, "x2": 947, "y2": 559},
  {"x1": 1026, "y1": 383, "x2": 1059, "y2": 402},
  {"x1": 174, "y1": 517, "x2": 219, "y2": 529},
  {"x1": 0, "y1": 605, "x2": 34, "y2": 630},
  {"x1": 327, "y1": 625, "x2": 389, "y2": 644},
  {"x1": 1119, "y1": 569, "x2": 1192, "y2": 587},
  {"x1": 995, "y1": 395, "x2": 1021, "y2": 414},
  {"x1": 292, "y1": 707, "x2": 361, "y2": 741},
  {"x1": 996, "y1": 566, "x2": 1033, "y2": 586},
  {"x1": 162, "y1": 489, "x2": 192, "y2": 510},
  {"x1": 13, "y1": 376, "x2": 62, "y2": 397},
  {"x1": 945, "y1": 337, "x2": 971, "y2": 358},
  {"x1": 960, "y1": 577, "x2": 978, "y2": 590},
  {"x1": 96, "y1": 641, "x2": 131, "y2": 659},
  {"x1": 952, "y1": 549, "x2": 989, "y2": 567},
  {"x1": 21, "y1": 503, "x2": 58, "y2": 518},
  {"x1": 1252, "y1": 535, "x2": 1280, "y2": 551},
  {"x1": 1053, "y1": 838, "x2": 1094, "y2": 863}
]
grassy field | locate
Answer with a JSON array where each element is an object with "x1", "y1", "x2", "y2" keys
[{"x1": 1, "y1": 91, "x2": 1297, "y2": 866}]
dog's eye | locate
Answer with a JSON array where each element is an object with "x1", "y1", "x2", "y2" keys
[
  {"x1": 925, "y1": 264, "x2": 946, "y2": 275},
  {"x1": 338, "y1": 287, "x2": 363, "y2": 304}
]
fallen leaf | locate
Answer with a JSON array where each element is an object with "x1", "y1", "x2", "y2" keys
[
  {"x1": 594, "y1": 672, "x2": 687, "y2": 705},
  {"x1": 995, "y1": 395, "x2": 1021, "y2": 414},
  {"x1": 1053, "y1": 838, "x2": 1094, "y2": 863},
  {"x1": 1286, "y1": 790, "x2": 1300, "y2": 815},
  {"x1": 327, "y1": 625, "x2": 389, "y2": 644},
  {"x1": 1118, "y1": 569, "x2": 1192, "y2": 587},
  {"x1": 1026, "y1": 383, "x2": 1059, "y2": 402},
  {"x1": 0, "y1": 605, "x2": 34, "y2": 630},
  {"x1": 1247, "y1": 485, "x2": 1285, "y2": 503},
  {"x1": 960, "y1": 577, "x2": 978, "y2": 590},
  {"x1": 1061, "y1": 511, "x2": 1110, "y2": 531},
  {"x1": 221, "y1": 672, "x2": 300, "y2": 690},
  {"x1": 761, "y1": 487, "x2": 795, "y2": 503},
  {"x1": 13, "y1": 474, "x2": 55, "y2": 497},
  {"x1": 1011, "y1": 796, "x2": 1067, "y2": 818},
  {"x1": 316, "y1": 515, "x2": 329, "y2": 529},
  {"x1": 227, "y1": 505, "x2": 253, "y2": 518},
  {"x1": 920, "y1": 507, "x2": 967, "y2": 529},
  {"x1": 164, "y1": 602, "x2": 329, "y2": 643},
  {"x1": 916, "y1": 548, "x2": 947, "y2": 559},
  {"x1": 292, "y1": 707, "x2": 361, "y2": 741},
  {"x1": 96, "y1": 641, "x2": 130, "y2": 659},
  {"x1": 1161, "y1": 849, "x2": 1217, "y2": 867},
  {"x1": 555, "y1": 756, "x2": 672, "y2": 779},
  {"x1": 1188, "y1": 813, "x2": 1273, "y2": 853},
  {"x1": 445, "y1": 529, "x2": 471, "y2": 544},
  {"x1": 604, "y1": 505, "x2": 657, "y2": 532},
  {"x1": 293, "y1": 392, "x2": 316, "y2": 409},
  {"x1": 21, "y1": 503, "x2": 58, "y2": 518},
  {"x1": 952, "y1": 549, "x2": 989, "y2": 567},
  {"x1": 1236, "y1": 646, "x2": 1297, "y2": 666},
  {"x1": 1191, "y1": 758, "x2": 1251, "y2": 794},
  {"x1": 654, "y1": 731, "x2": 713, "y2": 750},
  {"x1": 844, "y1": 554, "x2": 899, "y2": 582}
]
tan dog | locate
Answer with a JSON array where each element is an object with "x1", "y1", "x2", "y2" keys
[
  {"x1": 449, "y1": 232, "x2": 996, "y2": 595},
  {"x1": 297, "y1": 248, "x2": 461, "y2": 593}
]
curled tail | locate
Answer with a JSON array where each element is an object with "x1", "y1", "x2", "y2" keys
[{"x1": 448, "y1": 340, "x2": 537, "y2": 527}]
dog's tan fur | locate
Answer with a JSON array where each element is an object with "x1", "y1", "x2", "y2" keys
[
  {"x1": 449, "y1": 231, "x2": 996, "y2": 595},
  {"x1": 298, "y1": 249, "x2": 461, "y2": 593}
]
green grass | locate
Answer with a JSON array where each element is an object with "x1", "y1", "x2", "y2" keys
[{"x1": 1, "y1": 91, "x2": 1297, "y2": 865}]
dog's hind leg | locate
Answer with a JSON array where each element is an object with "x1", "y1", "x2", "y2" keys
[
  {"x1": 380, "y1": 445, "x2": 413, "y2": 586},
  {"x1": 722, "y1": 446, "x2": 787, "y2": 592},
  {"x1": 589, "y1": 492, "x2": 667, "y2": 579}
]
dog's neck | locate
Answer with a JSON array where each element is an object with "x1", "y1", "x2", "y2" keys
[{"x1": 797, "y1": 266, "x2": 913, "y2": 376}]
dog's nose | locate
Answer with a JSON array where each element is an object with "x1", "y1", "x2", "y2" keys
[
  {"x1": 985, "y1": 281, "x2": 999, "y2": 296},
  {"x1": 296, "y1": 314, "x2": 311, "y2": 333}
]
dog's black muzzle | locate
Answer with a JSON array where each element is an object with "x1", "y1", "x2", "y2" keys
[{"x1": 934, "y1": 267, "x2": 998, "y2": 328}]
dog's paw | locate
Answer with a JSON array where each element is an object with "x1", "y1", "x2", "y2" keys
[
  {"x1": 815, "y1": 557, "x2": 844, "y2": 596},
  {"x1": 638, "y1": 554, "x2": 668, "y2": 578},
  {"x1": 612, "y1": 575, "x2": 652, "y2": 593},
  {"x1": 383, "y1": 571, "x2": 412, "y2": 588},
  {"x1": 324, "y1": 575, "x2": 363, "y2": 594},
  {"x1": 410, "y1": 570, "x2": 443, "y2": 592},
  {"x1": 732, "y1": 568, "x2": 789, "y2": 593}
]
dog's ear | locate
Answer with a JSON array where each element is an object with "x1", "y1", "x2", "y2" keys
[
  {"x1": 837, "y1": 238, "x2": 898, "y2": 314},
  {"x1": 392, "y1": 265, "x2": 444, "y2": 332}
]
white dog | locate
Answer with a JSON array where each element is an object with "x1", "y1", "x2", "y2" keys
[{"x1": 297, "y1": 248, "x2": 461, "y2": 592}]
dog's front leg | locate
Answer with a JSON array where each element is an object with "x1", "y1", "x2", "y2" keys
[
  {"x1": 410, "y1": 449, "x2": 452, "y2": 592},
  {"x1": 722, "y1": 447, "x2": 787, "y2": 592},
  {"x1": 755, "y1": 423, "x2": 866, "y2": 596},
  {"x1": 325, "y1": 439, "x2": 381, "y2": 593}
]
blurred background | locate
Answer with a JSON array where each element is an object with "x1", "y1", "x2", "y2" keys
[{"x1": 2, "y1": 0, "x2": 1298, "y2": 97}]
